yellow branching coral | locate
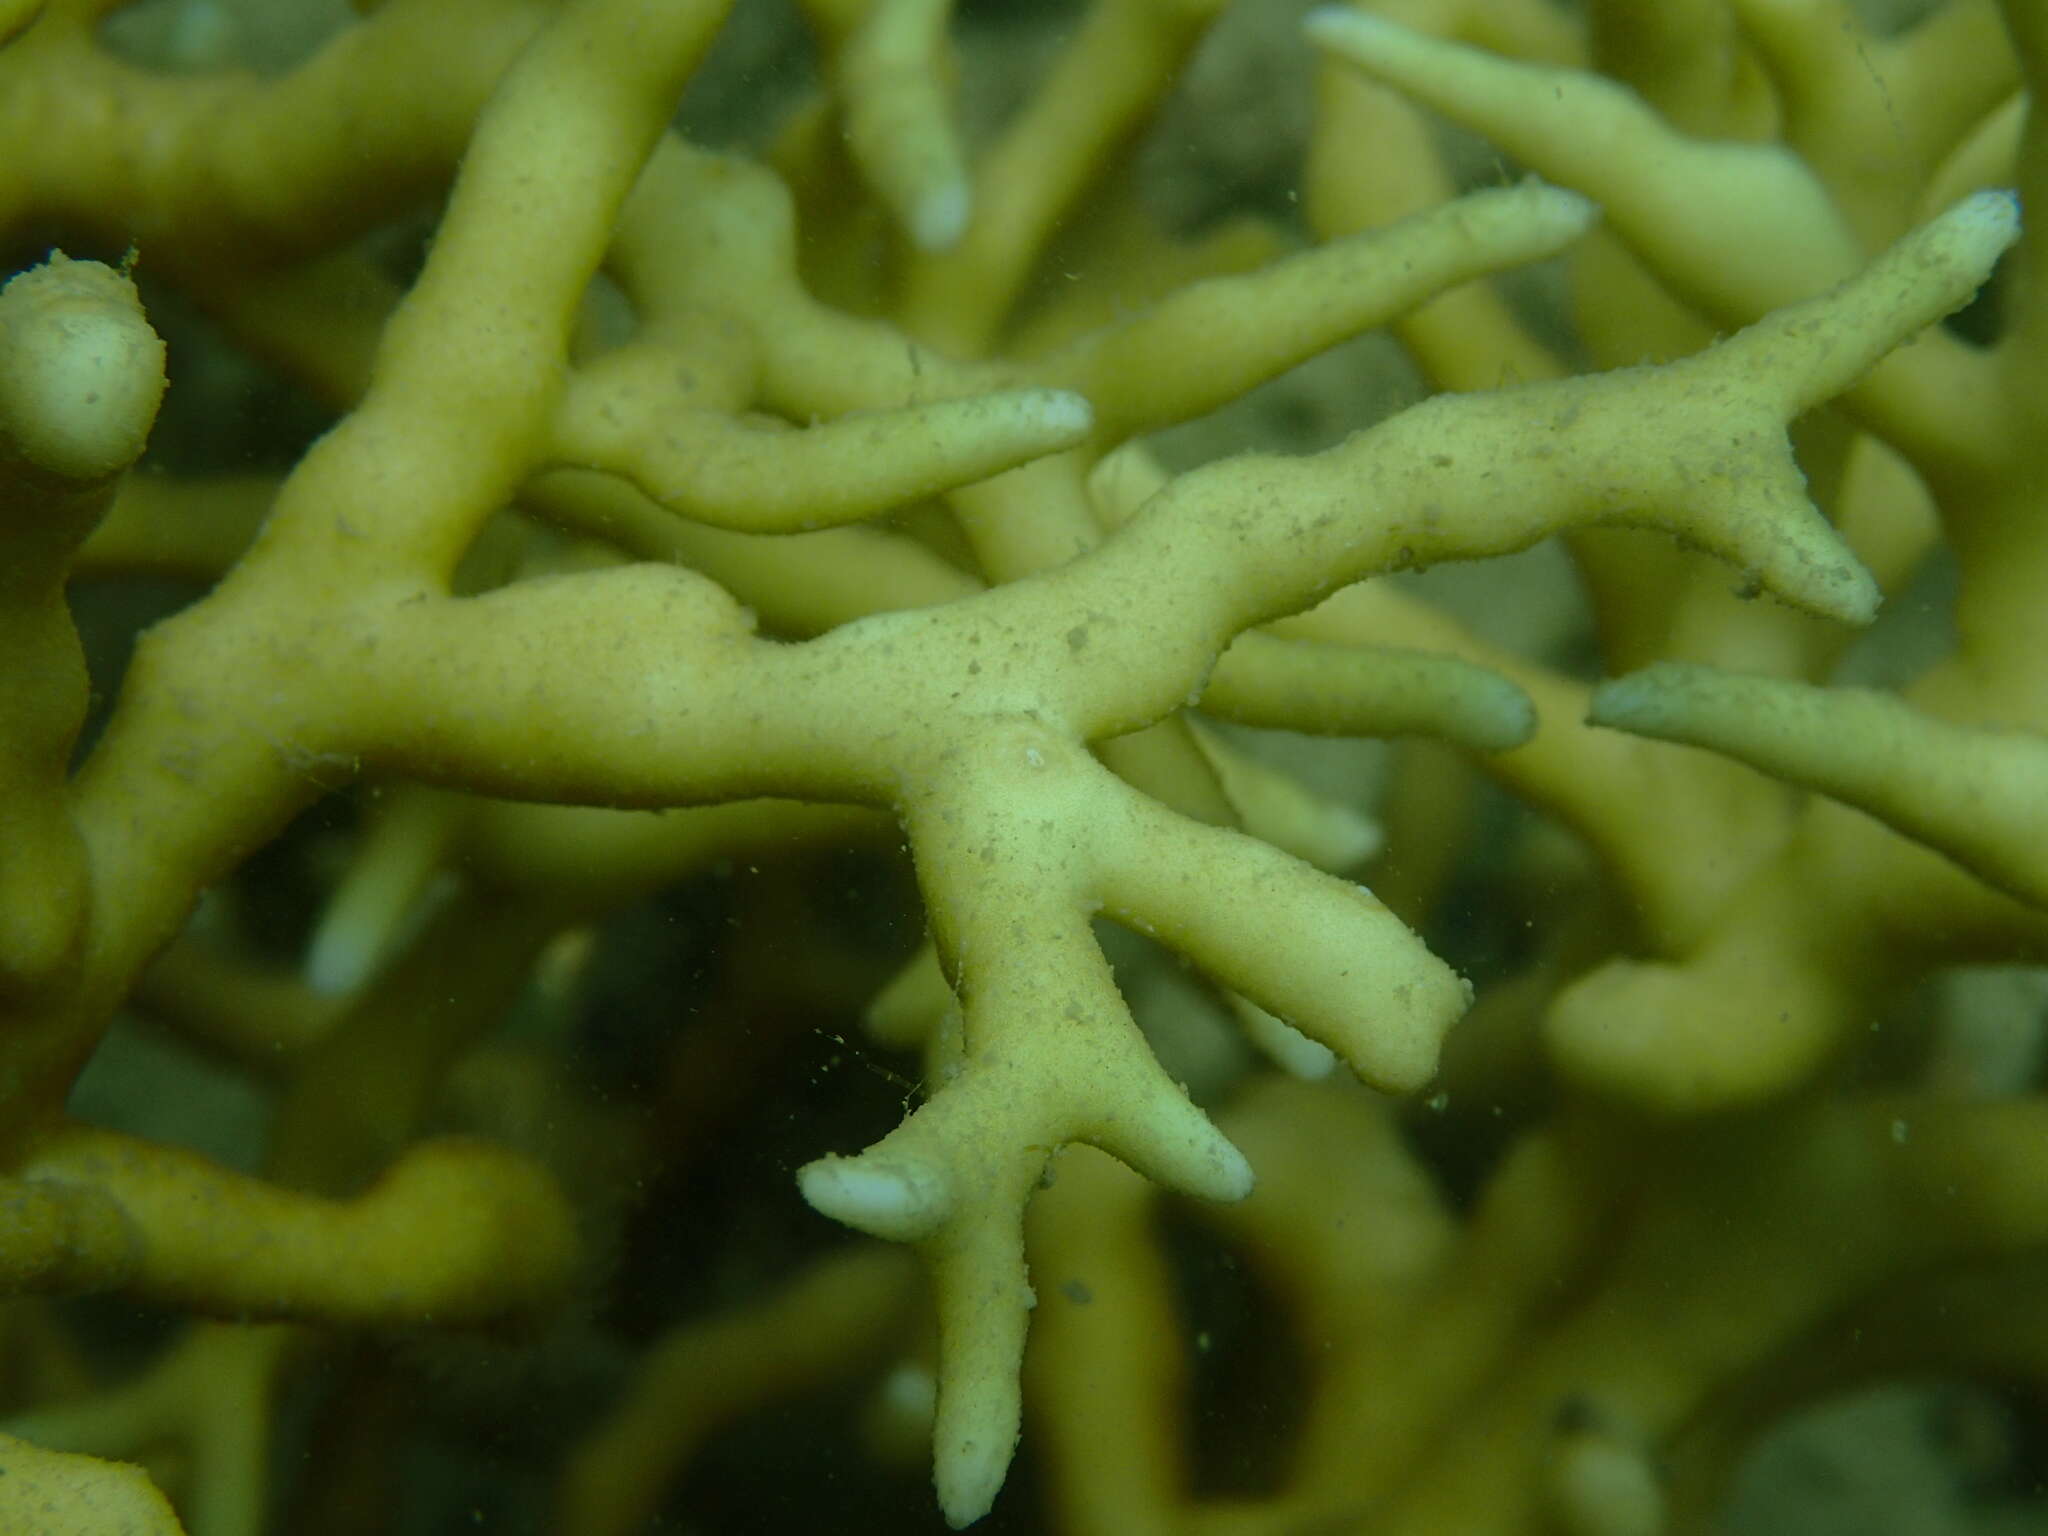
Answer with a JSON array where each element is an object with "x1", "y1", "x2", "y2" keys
[{"x1": 1, "y1": 0, "x2": 2046, "y2": 1533}]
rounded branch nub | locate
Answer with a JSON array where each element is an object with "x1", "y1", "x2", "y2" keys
[{"x1": 0, "y1": 254, "x2": 166, "y2": 484}]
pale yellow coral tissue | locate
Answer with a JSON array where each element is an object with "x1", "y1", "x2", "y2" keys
[{"x1": 1, "y1": 2, "x2": 2046, "y2": 1535}]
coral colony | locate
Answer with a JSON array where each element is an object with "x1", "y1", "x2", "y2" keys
[{"x1": 2, "y1": 1, "x2": 2046, "y2": 1532}]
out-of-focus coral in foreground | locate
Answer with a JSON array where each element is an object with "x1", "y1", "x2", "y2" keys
[{"x1": 2, "y1": 0, "x2": 2046, "y2": 1531}]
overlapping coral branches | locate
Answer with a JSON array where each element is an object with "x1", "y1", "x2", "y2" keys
[{"x1": 1, "y1": 1, "x2": 2045, "y2": 1533}]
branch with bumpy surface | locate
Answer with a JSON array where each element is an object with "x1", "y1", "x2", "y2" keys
[{"x1": 791, "y1": 190, "x2": 2019, "y2": 1524}]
